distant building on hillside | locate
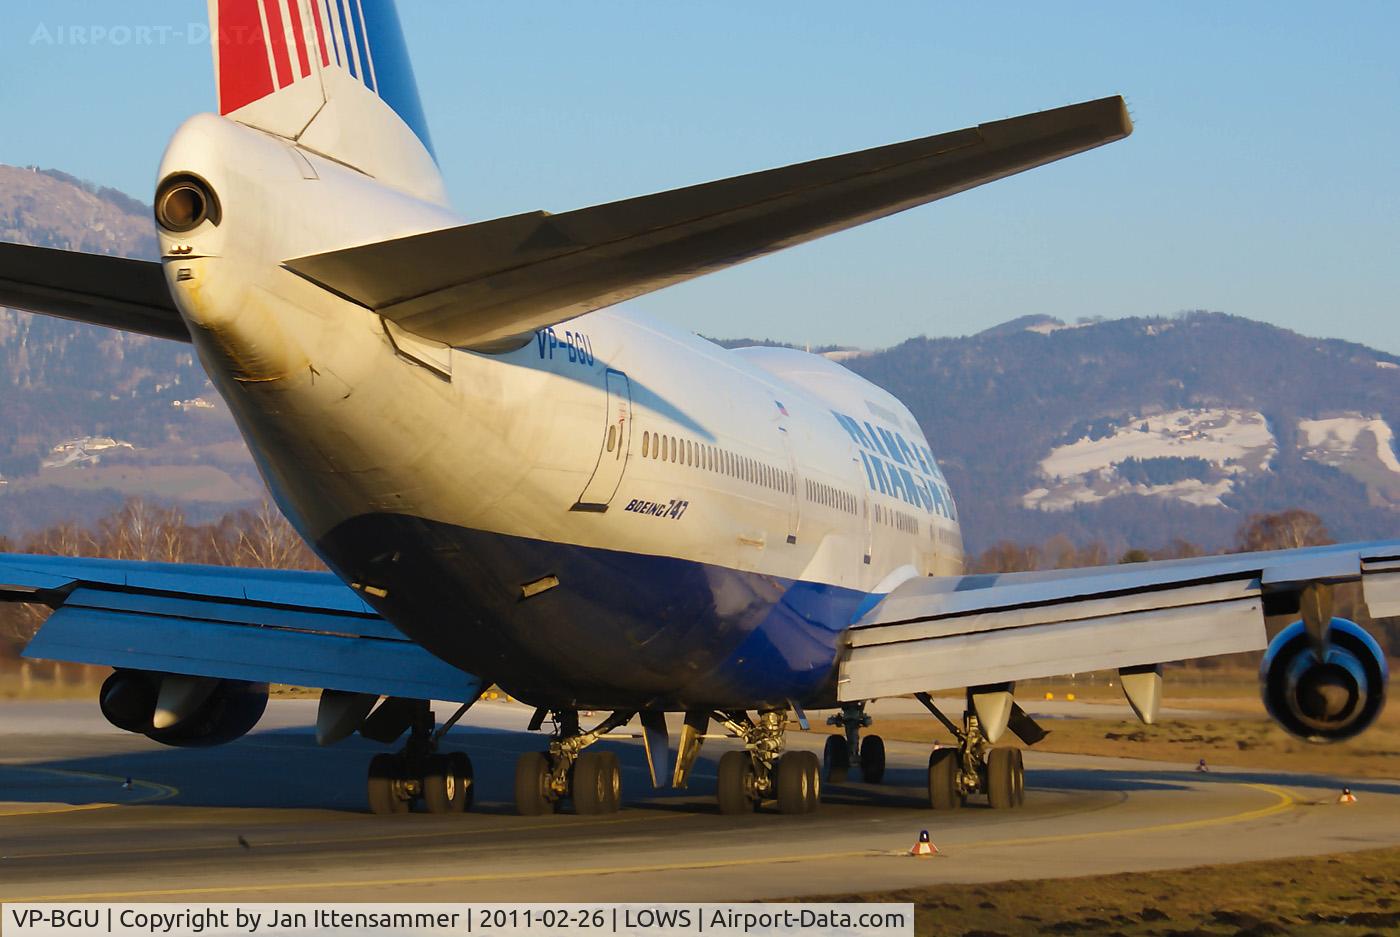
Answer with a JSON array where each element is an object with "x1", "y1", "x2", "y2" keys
[{"x1": 43, "y1": 436, "x2": 135, "y2": 469}]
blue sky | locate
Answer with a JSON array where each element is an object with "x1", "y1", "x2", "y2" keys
[{"x1": 2, "y1": 2, "x2": 1397, "y2": 352}]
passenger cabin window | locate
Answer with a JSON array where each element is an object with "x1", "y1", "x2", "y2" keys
[{"x1": 606, "y1": 425, "x2": 617, "y2": 453}]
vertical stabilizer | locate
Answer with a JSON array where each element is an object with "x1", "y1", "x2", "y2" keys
[{"x1": 209, "y1": 0, "x2": 446, "y2": 205}]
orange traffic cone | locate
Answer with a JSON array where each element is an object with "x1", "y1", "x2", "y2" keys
[
  {"x1": 909, "y1": 830, "x2": 939, "y2": 857},
  {"x1": 1338, "y1": 787, "x2": 1357, "y2": 804}
]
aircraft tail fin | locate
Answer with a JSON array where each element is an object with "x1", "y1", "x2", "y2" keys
[{"x1": 209, "y1": 0, "x2": 445, "y2": 204}]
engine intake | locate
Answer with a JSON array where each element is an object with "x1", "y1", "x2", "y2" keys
[
  {"x1": 1260, "y1": 617, "x2": 1388, "y2": 742},
  {"x1": 99, "y1": 670, "x2": 268, "y2": 747}
]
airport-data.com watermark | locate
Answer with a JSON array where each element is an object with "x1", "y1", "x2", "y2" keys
[{"x1": 25, "y1": 23, "x2": 211, "y2": 47}]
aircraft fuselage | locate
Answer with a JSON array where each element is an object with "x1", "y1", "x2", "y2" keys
[{"x1": 158, "y1": 115, "x2": 964, "y2": 710}]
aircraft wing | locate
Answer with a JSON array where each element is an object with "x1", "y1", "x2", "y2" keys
[
  {"x1": 0, "y1": 243, "x2": 189, "y2": 342},
  {"x1": 285, "y1": 96, "x2": 1132, "y2": 350},
  {"x1": 1, "y1": 553, "x2": 480, "y2": 701},
  {"x1": 838, "y1": 540, "x2": 1400, "y2": 700}
]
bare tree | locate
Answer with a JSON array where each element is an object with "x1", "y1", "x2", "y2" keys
[
  {"x1": 231, "y1": 500, "x2": 320, "y2": 570},
  {"x1": 1234, "y1": 510, "x2": 1333, "y2": 553}
]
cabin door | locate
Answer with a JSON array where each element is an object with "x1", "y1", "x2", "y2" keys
[
  {"x1": 573, "y1": 369, "x2": 632, "y2": 511},
  {"x1": 779, "y1": 427, "x2": 800, "y2": 544}
]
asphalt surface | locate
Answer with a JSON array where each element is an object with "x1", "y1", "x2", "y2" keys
[{"x1": 1, "y1": 699, "x2": 1397, "y2": 902}]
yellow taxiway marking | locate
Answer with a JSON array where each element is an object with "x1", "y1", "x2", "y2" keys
[
  {"x1": 961, "y1": 783, "x2": 1298, "y2": 852},
  {"x1": 0, "y1": 766, "x2": 178, "y2": 817},
  {"x1": 1, "y1": 807, "x2": 696, "y2": 861},
  {"x1": 1, "y1": 784, "x2": 1298, "y2": 902}
]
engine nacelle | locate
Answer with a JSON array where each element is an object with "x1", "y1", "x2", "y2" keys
[
  {"x1": 99, "y1": 670, "x2": 269, "y2": 747},
  {"x1": 1260, "y1": 618, "x2": 1388, "y2": 743}
]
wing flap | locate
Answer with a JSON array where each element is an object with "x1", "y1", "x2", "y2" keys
[
  {"x1": 4, "y1": 553, "x2": 480, "y2": 702},
  {"x1": 0, "y1": 243, "x2": 188, "y2": 342},
  {"x1": 839, "y1": 539, "x2": 1400, "y2": 701},
  {"x1": 843, "y1": 598, "x2": 1264, "y2": 699},
  {"x1": 285, "y1": 96, "x2": 1132, "y2": 350}
]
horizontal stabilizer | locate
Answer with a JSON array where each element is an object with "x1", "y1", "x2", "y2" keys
[
  {"x1": 4, "y1": 554, "x2": 480, "y2": 701},
  {"x1": 285, "y1": 96, "x2": 1133, "y2": 350},
  {"x1": 0, "y1": 243, "x2": 187, "y2": 342}
]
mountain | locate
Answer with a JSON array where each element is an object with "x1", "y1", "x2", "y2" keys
[
  {"x1": 843, "y1": 314, "x2": 1400, "y2": 554},
  {"x1": 2, "y1": 165, "x2": 1398, "y2": 557},
  {"x1": 0, "y1": 166, "x2": 262, "y2": 532}
]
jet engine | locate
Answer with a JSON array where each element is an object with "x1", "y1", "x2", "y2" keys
[
  {"x1": 1260, "y1": 618, "x2": 1388, "y2": 742},
  {"x1": 99, "y1": 669, "x2": 268, "y2": 747}
]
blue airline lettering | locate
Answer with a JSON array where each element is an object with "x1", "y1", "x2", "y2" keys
[
  {"x1": 877, "y1": 427, "x2": 906, "y2": 466},
  {"x1": 535, "y1": 327, "x2": 595, "y2": 367}
]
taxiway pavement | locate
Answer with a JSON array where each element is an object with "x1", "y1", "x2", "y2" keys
[{"x1": 2, "y1": 699, "x2": 1396, "y2": 902}]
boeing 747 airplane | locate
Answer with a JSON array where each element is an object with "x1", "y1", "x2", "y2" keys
[{"x1": 0, "y1": 1, "x2": 1389, "y2": 816}]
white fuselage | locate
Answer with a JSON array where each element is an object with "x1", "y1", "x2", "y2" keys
[{"x1": 155, "y1": 114, "x2": 963, "y2": 709}]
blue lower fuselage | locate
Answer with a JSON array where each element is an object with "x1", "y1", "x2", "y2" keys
[{"x1": 319, "y1": 513, "x2": 875, "y2": 711}]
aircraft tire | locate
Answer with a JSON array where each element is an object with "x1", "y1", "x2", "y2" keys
[
  {"x1": 859, "y1": 734, "x2": 886, "y2": 784},
  {"x1": 986, "y1": 747, "x2": 1016, "y2": 809},
  {"x1": 367, "y1": 753, "x2": 409, "y2": 815},
  {"x1": 450, "y1": 751, "x2": 475, "y2": 812},
  {"x1": 927, "y1": 748, "x2": 961, "y2": 810},
  {"x1": 823, "y1": 734, "x2": 850, "y2": 782},
  {"x1": 600, "y1": 751, "x2": 622, "y2": 812},
  {"x1": 1011, "y1": 747, "x2": 1025, "y2": 807},
  {"x1": 422, "y1": 753, "x2": 468, "y2": 814},
  {"x1": 776, "y1": 751, "x2": 820, "y2": 814},
  {"x1": 573, "y1": 750, "x2": 621, "y2": 814},
  {"x1": 514, "y1": 751, "x2": 554, "y2": 815},
  {"x1": 716, "y1": 750, "x2": 756, "y2": 815}
]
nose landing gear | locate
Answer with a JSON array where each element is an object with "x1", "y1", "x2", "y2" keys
[{"x1": 823, "y1": 703, "x2": 886, "y2": 783}]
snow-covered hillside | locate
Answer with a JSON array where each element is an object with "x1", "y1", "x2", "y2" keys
[
  {"x1": 1298, "y1": 415, "x2": 1400, "y2": 503},
  {"x1": 1023, "y1": 408, "x2": 1276, "y2": 511}
]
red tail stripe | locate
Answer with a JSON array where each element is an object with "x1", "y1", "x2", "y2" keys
[
  {"x1": 309, "y1": 0, "x2": 331, "y2": 67},
  {"x1": 262, "y1": 0, "x2": 295, "y2": 88},
  {"x1": 285, "y1": 0, "x2": 312, "y2": 79},
  {"x1": 217, "y1": 1, "x2": 275, "y2": 113}
]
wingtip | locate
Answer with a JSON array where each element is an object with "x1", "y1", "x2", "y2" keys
[{"x1": 1113, "y1": 94, "x2": 1134, "y2": 138}]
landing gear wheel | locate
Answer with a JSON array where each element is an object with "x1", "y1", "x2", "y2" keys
[
  {"x1": 859, "y1": 734, "x2": 886, "y2": 784},
  {"x1": 986, "y1": 747, "x2": 1016, "y2": 809},
  {"x1": 927, "y1": 748, "x2": 962, "y2": 810},
  {"x1": 367, "y1": 753, "x2": 409, "y2": 815},
  {"x1": 421, "y1": 754, "x2": 457, "y2": 814},
  {"x1": 776, "y1": 751, "x2": 821, "y2": 814},
  {"x1": 600, "y1": 751, "x2": 621, "y2": 812},
  {"x1": 514, "y1": 751, "x2": 555, "y2": 816},
  {"x1": 822, "y1": 734, "x2": 850, "y2": 782},
  {"x1": 716, "y1": 750, "x2": 757, "y2": 815},
  {"x1": 573, "y1": 750, "x2": 622, "y2": 814},
  {"x1": 422, "y1": 752, "x2": 473, "y2": 814},
  {"x1": 450, "y1": 752, "x2": 475, "y2": 812},
  {"x1": 1010, "y1": 747, "x2": 1025, "y2": 807}
]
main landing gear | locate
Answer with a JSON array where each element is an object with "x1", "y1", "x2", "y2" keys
[
  {"x1": 365, "y1": 701, "x2": 475, "y2": 815},
  {"x1": 822, "y1": 703, "x2": 885, "y2": 783},
  {"x1": 714, "y1": 709, "x2": 821, "y2": 815},
  {"x1": 918, "y1": 692, "x2": 1027, "y2": 810},
  {"x1": 514, "y1": 710, "x2": 632, "y2": 815}
]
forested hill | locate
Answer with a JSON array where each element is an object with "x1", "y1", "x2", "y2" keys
[{"x1": 0, "y1": 165, "x2": 258, "y2": 532}]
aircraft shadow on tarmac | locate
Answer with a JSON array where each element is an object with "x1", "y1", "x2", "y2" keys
[{"x1": 14, "y1": 723, "x2": 1390, "y2": 816}]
